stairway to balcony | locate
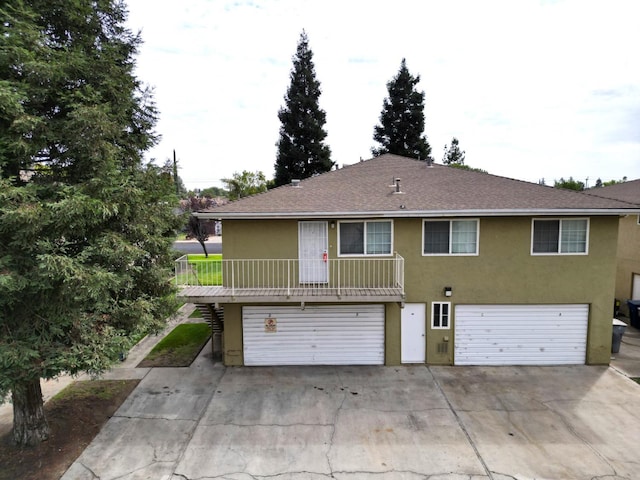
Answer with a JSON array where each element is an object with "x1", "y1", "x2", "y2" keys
[{"x1": 194, "y1": 304, "x2": 224, "y2": 333}]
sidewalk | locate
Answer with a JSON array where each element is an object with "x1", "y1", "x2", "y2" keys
[
  {"x1": 0, "y1": 303, "x2": 200, "y2": 437},
  {"x1": 610, "y1": 320, "x2": 640, "y2": 378}
]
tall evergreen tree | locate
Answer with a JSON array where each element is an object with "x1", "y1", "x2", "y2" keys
[
  {"x1": 442, "y1": 137, "x2": 466, "y2": 165},
  {"x1": 274, "y1": 31, "x2": 333, "y2": 187},
  {"x1": 372, "y1": 59, "x2": 432, "y2": 161},
  {"x1": 0, "y1": 0, "x2": 182, "y2": 446}
]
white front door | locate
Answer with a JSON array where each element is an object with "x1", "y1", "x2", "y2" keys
[
  {"x1": 632, "y1": 274, "x2": 640, "y2": 300},
  {"x1": 401, "y1": 303, "x2": 426, "y2": 363},
  {"x1": 298, "y1": 221, "x2": 328, "y2": 283}
]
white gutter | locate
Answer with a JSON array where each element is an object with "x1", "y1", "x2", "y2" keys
[{"x1": 194, "y1": 208, "x2": 640, "y2": 220}]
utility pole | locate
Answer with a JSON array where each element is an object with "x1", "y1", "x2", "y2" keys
[{"x1": 173, "y1": 149, "x2": 179, "y2": 196}]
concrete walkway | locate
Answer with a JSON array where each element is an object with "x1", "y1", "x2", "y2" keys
[
  {"x1": 59, "y1": 320, "x2": 640, "y2": 480},
  {"x1": 610, "y1": 321, "x2": 640, "y2": 378},
  {"x1": 59, "y1": 363, "x2": 640, "y2": 480}
]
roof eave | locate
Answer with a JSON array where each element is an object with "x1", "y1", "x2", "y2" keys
[{"x1": 195, "y1": 208, "x2": 640, "y2": 220}]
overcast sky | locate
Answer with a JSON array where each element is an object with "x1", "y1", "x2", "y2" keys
[{"x1": 126, "y1": 0, "x2": 640, "y2": 191}]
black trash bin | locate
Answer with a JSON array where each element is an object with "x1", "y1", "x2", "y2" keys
[
  {"x1": 627, "y1": 300, "x2": 640, "y2": 328},
  {"x1": 612, "y1": 319, "x2": 627, "y2": 354}
]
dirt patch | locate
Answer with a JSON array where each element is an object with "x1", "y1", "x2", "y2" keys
[{"x1": 0, "y1": 379, "x2": 139, "y2": 480}]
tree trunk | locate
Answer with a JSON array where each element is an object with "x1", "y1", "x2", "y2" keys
[
  {"x1": 198, "y1": 238, "x2": 209, "y2": 258},
  {"x1": 12, "y1": 378, "x2": 50, "y2": 446}
]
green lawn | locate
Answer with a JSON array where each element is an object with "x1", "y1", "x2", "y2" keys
[
  {"x1": 176, "y1": 254, "x2": 222, "y2": 286},
  {"x1": 188, "y1": 254, "x2": 222, "y2": 261},
  {"x1": 137, "y1": 323, "x2": 212, "y2": 367}
]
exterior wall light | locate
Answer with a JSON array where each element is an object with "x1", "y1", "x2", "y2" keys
[{"x1": 444, "y1": 286, "x2": 452, "y2": 297}]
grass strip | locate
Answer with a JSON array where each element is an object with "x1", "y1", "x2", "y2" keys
[
  {"x1": 176, "y1": 254, "x2": 223, "y2": 286},
  {"x1": 137, "y1": 323, "x2": 211, "y2": 367}
]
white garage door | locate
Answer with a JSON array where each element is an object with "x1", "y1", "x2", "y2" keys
[
  {"x1": 455, "y1": 304, "x2": 588, "y2": 366},
  {"x1": 243, "y1": 305, "x2": 385, "y2": 366}
]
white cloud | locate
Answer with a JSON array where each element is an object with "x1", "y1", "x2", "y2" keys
[{"x1": 126, "y1": 0, "x2": 640, "y2": 189}]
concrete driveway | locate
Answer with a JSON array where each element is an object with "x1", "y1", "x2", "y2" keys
[{"x1": 61, "y1": 362, "x2": 640, "y2": 480}]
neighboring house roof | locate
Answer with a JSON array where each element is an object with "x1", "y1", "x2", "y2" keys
[
  {"x1": 584, "y1": 179, "x2": 640, "y2": 205},
  {"x1": 199, "y1": 154, "x2": 640, "y2": 219}
]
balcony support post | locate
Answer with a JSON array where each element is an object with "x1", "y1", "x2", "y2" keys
[{"x1": 231, "y1": 260, "x2": 235, "y2": 296}]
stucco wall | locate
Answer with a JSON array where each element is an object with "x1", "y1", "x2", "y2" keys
[
  {"x1": 222, "y1": 304, "x2": 243, "y2": 366},
  {"x1": 221, "y1": 216, "x2": 619, "y2": 366},
  {"x1": 395, "y1": 216, "x2": 618, "y2": 365},
  {"x1": 223, "y1": 219, "x2": 298, "y2": 259},
  {"x1": 615, "y1": 215, "x2": 640, "y2": 315}
]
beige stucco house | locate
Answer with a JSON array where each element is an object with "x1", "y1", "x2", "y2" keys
[
  {"x1": 585, "y1": 179, "x2": 640, "y2": 319},
  {"x1": 177, "y1": 154, "x2": 639, "y2": 367}
]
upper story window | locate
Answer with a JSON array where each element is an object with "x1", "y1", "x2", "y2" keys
[
  {"x1": 339, "y1": 220, "x2": 393, "y2": 256},
  {"x1": 423, "y1": 219, "x2": 479, "y2": 255},
  {"x1": 531, "y1": 218, "x2": 589, "y2": 255}
]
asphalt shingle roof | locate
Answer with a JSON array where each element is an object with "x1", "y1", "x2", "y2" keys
[
  {"x1": 202, "y1": 154, "x2": 638, "y2": 218},
  {"x1": 584, "y1": 178, "x2": 640, "y2": 205}
]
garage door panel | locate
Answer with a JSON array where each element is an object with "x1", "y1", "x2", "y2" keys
[
  {"x1": 455, "y1": 304, "x2": 588, "y2": 366},
  {"x1": 243, "y1": 305, "x2": 384, "y2": 366}
]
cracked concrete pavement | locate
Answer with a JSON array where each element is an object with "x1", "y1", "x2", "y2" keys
[{"x1": 59, "y1": 348, "x2": 640, "y2": 480}]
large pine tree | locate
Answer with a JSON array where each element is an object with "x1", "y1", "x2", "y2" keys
[
  {"x1": 274, "y1": 31, "x2": 333, "y2": 187},
  {"x1": 0, "y1": 0, "x2": 182, "y2": 446},
  {"x1": 372, "y1": 59, "x2": 432, "y2": 161}
]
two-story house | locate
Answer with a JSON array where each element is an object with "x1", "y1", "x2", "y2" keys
[
  {"x1": 176, "y1": 154, "x2": 639, "y2": 367},
  {"x1": 585, "y1": 179, "x2": 640, "y2": 320}
]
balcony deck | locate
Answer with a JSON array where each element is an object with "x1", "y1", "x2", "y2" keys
[
  {"x1": 175, "y1": 255, "x2": 405, "y2": 304},
  {"x1": 177, "y1": 285, "x2": 405, "y2": 303}
]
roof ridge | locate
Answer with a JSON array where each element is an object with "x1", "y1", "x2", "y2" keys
[{"x1": 582, "y1": 189, "x2": 640, "y2": 207}]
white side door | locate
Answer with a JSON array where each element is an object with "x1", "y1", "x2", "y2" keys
[
  {"x1": 298, "y1": 221, "x2": 328, "y2": 283},
  {"x1": 401, "y1": 303, "x2": 426, "y2": 363},
  {"x1": 632, "y1": 273, "x2": 640, "y2": 300}
]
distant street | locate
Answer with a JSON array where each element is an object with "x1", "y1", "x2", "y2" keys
[{"x1": 173, "y1": 239, "x2": 222, "y2": 255}]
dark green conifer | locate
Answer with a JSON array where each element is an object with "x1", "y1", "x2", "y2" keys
[
  {"x1": 274, "y1": 31, "x2": 333, "y2": 187},
  {"x1": 0, "y1": 0, "x2": 182, "y2": 446},
  {"x1": 372, "y1": 59, "x2": 432, "y2": 161}
]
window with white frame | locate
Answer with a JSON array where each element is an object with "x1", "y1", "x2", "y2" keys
[
  {"x1": 339, "y1": 220, "x2": 392, "y2": 256},
  {"x1": 531, "y1": 218, "x2": 589, "y2": 254},
  {"x1": 423, "y1": 219, "x2": 478, "y2": 255},
  {"x1": 432, "y1": 302, "x2": 450, "y2": 329}
]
